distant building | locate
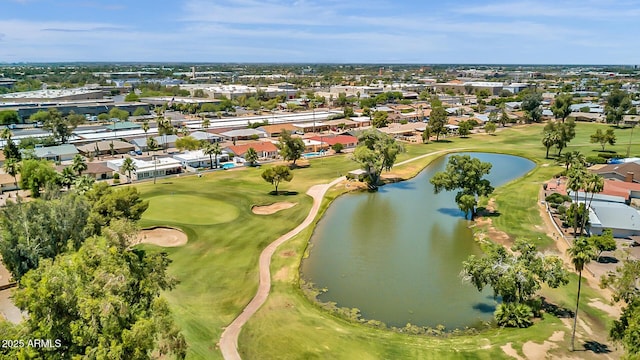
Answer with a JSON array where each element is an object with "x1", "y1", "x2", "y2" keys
[
  {"x1": 173, "y1": 149, "x2": 230, "y2": 169},
  {"x1": 0, "y1": 88, "x2": 104, "y2": 102},
  {"x1": 225, "y1": 142, "x2": 278, "y2": 159}
]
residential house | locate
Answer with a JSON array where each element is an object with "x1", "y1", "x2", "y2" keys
[
  {"x1": 56, "y1": 162, "x2": 114, "y2": 180},
  {"x1": 591, "y1": 162, "x2": 640, "y2": 183},
  {"x1": 77, "y1": 140, "x2": 135, "y2": 156},
  {"x1": 32, "y1": 144, "x2": 78, "y2": 162},
  {"x1": 173, "y1": 149, "x2": 230, "y2": 169},
  {"x1": 106, "y1": 157, "x2": 182, "y2": 181},
  {"x1": 257, "y1": 123, "x2": 298, "y2": 138},
  {"x1": 190, "y1": 131, "x2": 221, "y2": 143},
  {"x1": 588, "y1": 201, "x2": 640, "y2": 237},
  {"x1": 307, "y1": 135, "x2": 358, "y2": 149},
  {"x1": 218, "y1": 129, "x2": 266, "y2": 141},
  {"x1": 225, "y1": 142, "x2": 279, "y2": 160}
]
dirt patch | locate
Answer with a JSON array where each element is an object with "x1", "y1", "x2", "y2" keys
[
  {"x1": 135, "y1": 227, "x2": 188, "y2": 247},
  {"x1": 522, "y1": 340, "x2": 558, "y2": 359},
  {"x1": 549, "y1": 330, "x2": 565, "y2": 342},
  {"x1": 252, "y1": 202, "x2": 297, "y2": 215},
  {"x1": 588, "y1": 299, "x2": 621, "y2": 318},
  {"x1": 501, "y1": 343, "x2": 524, "y2": 360},
  {"x1": 280, "y1": 250, "x2": 296, "y2": 258},
  {"x1": 474, "y1": 217, "x2": 512, "y2": 247}
]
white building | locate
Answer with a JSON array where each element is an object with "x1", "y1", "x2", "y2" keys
[
  {"x1": 107, "y1": 157, "x2": 182, "y2": 181},
  {"x1": 173, "y1": 150, "x2": 229, "y2": 169}
]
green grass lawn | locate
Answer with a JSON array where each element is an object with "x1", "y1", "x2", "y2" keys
[{"x1": 135, "y1": 122, "x2": 634, "y2": 359}]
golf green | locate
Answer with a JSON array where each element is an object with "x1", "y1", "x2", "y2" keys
[{"x1": 143, "y1": 195, "x2": 240, "y2": 225}]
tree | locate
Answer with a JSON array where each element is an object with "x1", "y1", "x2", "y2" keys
[
  {"x1": 108, "y1": 107, "x2": 129, "y2": 121},
  {"x1": 522, "y1": 93, "x2": 543, "y2": 123},
  {"x1": 85, "y1": 183, "x2": 149, "y2": 235},
  {"x1": 591, "y1": 229, "x2": 616, "y2": 262},
  {"x1": 203, "y1": 142, "x2": 222, "y2": 169},
  {"x1": 277, "y1": 130, "x2": 305, "y2": 166},
  {"x1": 133, "y1": 106, "x2": 148, "y2": 116},
  {"x1": 141, "y1": 120, "x2": 150, "y2": 141},
  {"x1": 1, "y1": 129, "x2": 20, "y2": 162},
  {"x1": 352, "y1": 129, "x2": 404, "y2": 190},
  {"x1": 462, "y1": 239, "x2": 569, "y2": 327},
  {"x1": 70, "y1": 154, "x2": 87, "y2": 176},
  {"x1": 19, "y1": 159, "x2": 58, "y2": 198},
  {"x1": 372, "y1": 111, "x2": 389, "y2": 128},
  {"x1": 590, "y1": 128, "x2": 617, "y2": 151},
  {"x1": 458, "y1": 121, "x2": 473, "y2": 138},
  {"x1": 245, "y1": 147, "x2": 259, "y2": 166},
  {"x1": 12, "y1": 235, "x2": 186, "y2": 359},
  {"x1": 175, "y1": 136, "x2": 201, "y2": 152},
  {"x1": 568, "y1": 237, "x2": 597, "y2": 351},
  {"x1": 484, "y1": 121, "x2": 497, "y2": 135},
  {"x1": 499, "y1": 109, "x2": 510, "y2": 127},
  {"x1": 580, "y1": 173, "x2": 604, "y2": 234},
  {"x1": 0, "y1": 192, "x2": 90, "y2": 280},
  {"x1": 551, "y1": 93, "x2": 573, "y2": 123},
  {"x1": 73, "y1": 175, "x2": 95, "y2": 195},
  {"x1": 332, "y1": 143, "x2": 344, "y2": 153},
  {"x1": 146, "y1": 137, "x2": 158, "y2": 153},
  {"x1": 157, "y1": 118, "x2": 173, "y2": 151},
  {"x1": 59, "y1": 166, "x2": 77, "y2": 190},
  {"x1": 0, "y1": 110, "x2": 19, "y2": 125},
  {"x1": 124, "y1": 92, "x2": 140, "y2": 102},
  {"x1": 430, "y1": 154, "x2": 494, "y2": 219},
  {"x1": 421, "y1": 126, "x2": 432, "y2": 143},
  {"x1": 120, "y1": 157, "x2": 137, "y2": 183},
  {"x1": 547, "y1": 119, "x2": 576, "y2": 156},
  {"x1": 261, "y1": 165, "x2": 293, "y2": 194},
  {"x1": 3, "y1": 158, "x2": 19, "y2": 187},
  {"x1": 36, "y1": 109, "x2": 81, "y2": 144},
  {"x1": 542, "y1": 131, "x2": 559, "y2": 159},
  {"x1": 605, "y1": 89, "x2": 632, "y2": 126},
  {"x1": 429, "y1": 106, "x2": 447, "y2": 141},
  {"x1": 567, "y1": 165, "x2": 588, "y2": 235}
]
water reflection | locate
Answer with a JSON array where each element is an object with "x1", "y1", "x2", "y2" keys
[{"x1": 301, "y1": 153, "x2": 535, "y2": 328}]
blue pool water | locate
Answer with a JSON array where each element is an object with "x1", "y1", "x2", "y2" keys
[
  {"x1": 221, "y1": 163, "x2": 235, "y2": 169},
  {"x1": 303, "y1": 151, "x2": 324, "y2": 158}
]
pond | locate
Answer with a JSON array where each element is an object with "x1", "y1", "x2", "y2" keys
[{"x1": 300, "y1": 152, "x2": 536, "y2": 329}]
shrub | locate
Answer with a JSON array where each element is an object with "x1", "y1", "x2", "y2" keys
[
  {"x1": 597, "y1": 152, "x2": 621, "y2": 159},
  {"x1": 113, "y1": 173, "x2": 120, "y2": 180},
  {"x1": 586, "y1": 155, "x2": 607, "y2": 164},
  {"x1": 545, "y1": 192, "x2": 571, "y2": 204},
  {"x1": 557, "y1": 205, "x2": 567, "y2": 215},
  {"x1": 494, "y1": 303, "x2": 534, "y2": 328}
]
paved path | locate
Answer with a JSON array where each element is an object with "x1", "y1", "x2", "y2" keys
[
  {"x1": 218, "y1": 148, "x2": 464, "y2": 359},
  {"x1": 219, "y1": 176, "x2": 345, "y2": 360}
]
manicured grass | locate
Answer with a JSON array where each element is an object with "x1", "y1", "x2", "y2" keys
[
  {"x1": 143, "y1": 195, "x2": 240, "y2": 225},
  {"x1": 134, "y1": 122, "x2": 634, "y2": 359}
]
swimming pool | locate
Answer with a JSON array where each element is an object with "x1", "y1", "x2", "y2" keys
[
  {"x1": 221, "y1": 163, "x2": 235, "y2": 169},
  {"x1": 302, "y1": 151, "x2": 324, "y2": 158}
]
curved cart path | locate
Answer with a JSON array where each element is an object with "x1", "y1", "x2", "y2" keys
[
  {"x1": 219, "y1": 176, "x2": 345, "y2": 360},
  {"x1": 219, "y1": 148, "x2": 464, "y2": 359}
]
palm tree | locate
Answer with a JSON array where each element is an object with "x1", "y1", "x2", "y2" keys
[
  {"x1": 580, "y1": 173, "x2": 604, "y2": 234},
  {"x1": 542, "y1": 132, "x2": 558, "y2": 159},
  {"x1": 568, "y1": 237, "x2": 596, "y2": 351},
  {"x1": 70, "y1": 154, "x2": 87, "y2": 176},
  {"x1": 245, "y1": 147, "x2": 258, "y2": 166},
  {"x1": 203, "y1": 142, "x2": 222, "y2": 169},
  {"x1": 202, "y1": 118, "x2": 210, "y2": 130},
  {"x1": 3, "y1": 158, "x2": 19, "y2": 187},
  {"x1": 60, "y1": 166, "x2": 76, "y2": 190},
  {"x1": 142, "y1": 120, "x2": 150, "y2": 141},
  {"x1": 567, "y1": 165, "x2": 587, "y2": 235},
  {"x1": 120, "y1": 157, "x2": 137, "y2": 183},
  {"x1": 146, "y1": 137, "x2": 158, "y2": 154},
  {"x1": 0, "y1": 128, "x2": 12, "y2": 141}
]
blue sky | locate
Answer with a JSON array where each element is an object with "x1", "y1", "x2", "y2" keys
[{"x1": 1, "y1": 0, "x2": 640, "y2": 64}]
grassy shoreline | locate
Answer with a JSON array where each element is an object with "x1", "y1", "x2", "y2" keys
[{"x1": 135, "y1": 123, "x2": 633, "y2": 359}]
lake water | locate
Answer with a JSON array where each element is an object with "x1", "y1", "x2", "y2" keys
[{"x1": 300, "y1": 152, "x2": 536, "y2": 328}]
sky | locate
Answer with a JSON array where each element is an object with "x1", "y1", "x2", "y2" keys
[{"x1": 1, "y1": 0, "x2": 640, "y2": 64}]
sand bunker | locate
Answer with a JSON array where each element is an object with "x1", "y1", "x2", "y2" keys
[
  {"x1": 135, "y1": 227, "x2": 188, "y2": 247},
  {"x1": 252, "y1": 202, "x2": 297, "y2": 215}
]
